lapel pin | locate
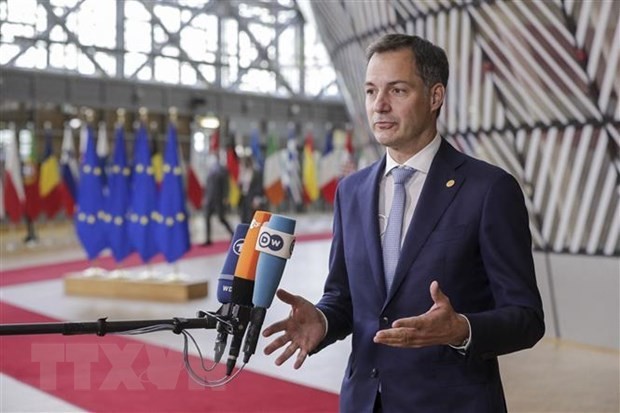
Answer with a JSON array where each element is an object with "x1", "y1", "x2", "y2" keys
[{"x1": 446, "y1": 179, "x2": 455, "y2": 188}]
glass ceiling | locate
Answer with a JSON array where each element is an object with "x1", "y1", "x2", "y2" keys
[{"x1": 0, "y1": 0, "x2": 341, "y2": 99}]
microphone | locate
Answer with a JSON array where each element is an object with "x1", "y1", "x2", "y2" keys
[
  {"x1": 213, "y1": 223, "x2": 249, "y2": 363},
  {"x1": 243, "y1": 214, "x2": 296, "y2": 363},
  {"x1": 226, "y1": 210, "x2": 272, "y2": 375},
  {"x1": 230, "y1": 211, "x2": 271, "y2": 305}
]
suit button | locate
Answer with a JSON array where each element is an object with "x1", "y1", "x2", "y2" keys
[
  {"x1": 381, "y1": 317, "x2": 389, "y2": 327},
  {"x1": 370, "y1": 368, "x2": 378, "y2": 378}
]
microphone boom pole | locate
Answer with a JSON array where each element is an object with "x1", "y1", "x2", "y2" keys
[{"x1": 0, "y1": 312, "x2": 220, "y2": 336}]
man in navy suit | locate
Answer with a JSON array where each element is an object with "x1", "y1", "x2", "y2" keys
[{"x1": 263, "y1": 34, "x2": 544, "y2": 413}]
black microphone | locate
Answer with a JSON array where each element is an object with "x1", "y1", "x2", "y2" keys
[
  {"x1": 243, "y1": 214, "x2": 296, "y2": 363},
  {"x1": 213, "y1": 223, "x2": 248, "y2": 363},
  {"x1": 226, "y1": 211, "x2": 271, "y2": 376}
]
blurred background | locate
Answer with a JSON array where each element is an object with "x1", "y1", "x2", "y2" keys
[{"x1": 1, "y1": 0, "x2": 618, "y2": 412}]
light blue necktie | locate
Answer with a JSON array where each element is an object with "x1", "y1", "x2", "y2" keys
[{"x1": 383, "y1": 167, "x2": 415, "y2": 291}]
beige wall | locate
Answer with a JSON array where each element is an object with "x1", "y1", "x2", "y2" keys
[{"x1": 534, "y1": 252, "x2": 620, "y2": 349}]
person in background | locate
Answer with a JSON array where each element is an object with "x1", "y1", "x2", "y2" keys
[
  {"x1": 203, "y1": 152, "x2": 234, "y2": 246},
  {"x1": 238, "y1": 156, "x2": 267, "y2": 223},
  {"x1": 263, "y1": 33, "x2": 545, "y2": 413}
]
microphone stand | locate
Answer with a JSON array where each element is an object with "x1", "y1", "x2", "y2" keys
[
  {"x1": 0, "y1": 307, "x2": 237, "y2": 337},
  {"x1": 0, "y1": 306, "x2": 254, "y2": 386}
]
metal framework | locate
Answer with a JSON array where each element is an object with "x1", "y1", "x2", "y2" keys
[
  {"x1": 0, "y1": 0, "x2": 340, "y2": 99},
  {"x1": 309, "y1": 0, "x2": 620, "y2": 256}
]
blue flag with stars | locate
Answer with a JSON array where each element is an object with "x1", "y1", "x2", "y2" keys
[
  {"x1": 127, "y1": 123, "x2": 159, "y2": 263},
  {"x1": 105, "y1": 125, "x2": 134, "y2": 262},
  {"x1": 75, "y1": 125, "x2": 108, "y2": 260},
  {"x1": 250, "y1": 127, "x2": 265, "y2": 170},
  {"x1": 155, "y1": 122, "x2": 190, "y2": 263}
]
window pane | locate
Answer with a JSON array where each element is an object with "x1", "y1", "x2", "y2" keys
[
  {"x1": 7, "y1": 0, "x2": 37, "y2": 24},
  {"x1": 154, "y1": 56, "x2": 179, "y2": 83},
  {"x1": 180, "y1": 62, "x2": 197, "y2": 85},
  {"x1": 125, "y1": 21, "x2": 151, "y2": 53},
  {"x1": 95, "y1": 51, "x2": 116, "y2": 76},
  {"x1": 124, "y1": 52, "x2": 147, "y2": 77}
]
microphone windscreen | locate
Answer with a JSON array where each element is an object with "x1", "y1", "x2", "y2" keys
[
  {"x1": 216, "y1": 223, "x2": 249, "y2": 304},
  {"x1": 232, "y1": 210, "x2": 272, "y2": 305},
  {"x1": 253, "y1": 215, "x2": 296, "y2": 309}
]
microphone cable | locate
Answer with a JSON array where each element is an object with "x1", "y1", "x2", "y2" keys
[{"x1": 109, "y1": 312, "x2": 244, "y2": 387}]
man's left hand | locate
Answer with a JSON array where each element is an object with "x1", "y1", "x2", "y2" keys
[{"x1": 373, "y1": 280, "x2": 469, "y2": 348}]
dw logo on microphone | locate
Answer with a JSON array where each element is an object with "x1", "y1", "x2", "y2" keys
[
  {"x1": 255, "y1": 226, "x2": 295, "y2": 259},
  {"x1": 258, "y1": 232, "x2": 284, "y2": 251}
]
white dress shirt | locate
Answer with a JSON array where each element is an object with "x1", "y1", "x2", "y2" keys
[{"x1": 379, "y1": 133, "x2": 442, "y2": 248}]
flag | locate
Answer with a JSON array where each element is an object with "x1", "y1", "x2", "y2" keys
[
  {"x1": 39, "y1": 128, "x2": 62, "y2": 218},
  {"x1": 341, "y1": 128, "x2": 357, "y2": 176},
  {"x1": 250, "y1": 128, "x2": 264, "y2": 170},
  {"x1": 263, "y1": 132, "x2": 284, "y2": 206},
  {"x1": 151, "y1": 136, "x2": 164, "y2": 186},
  {"x1": 318, "y1": 129, "x2": 339, "y2": 204},
  {"x1": 128, "y1": 123, "x2": 159, "y2": 263},
  {"x1": 0, "y1": 175, "x2": 4, "y2": 220},
  {"x1": 75, "y1": 125, "x2": 108, "y2": 260},
  {"x1": 59, "y1": 124, "x2": 78, "y2": 216},
  {"x1": 79, "y1": 123, "x2": 88, "y2": 158},
  {"x1": 302, "y1": 131, "x2": 320, "y2": 203},
  {"x1": 22, "y1": 127, "x2": 40, "y2": 220},
  {"x1": 155, "y1": 123, "x2": 190, "y2": 263},
  {"x1": 186, "y1": 129, "x2": 204, "y2": 210},
  {"x1": 227, "y1": 144, "x2": 241, "y2": 207},
  {"x1": 2, "y1": 126, "x2": 25, "y2": 222},
  {"x1": 186, "y1": 166, "x2": 203, "y2": 210},
  {"x1": 97, "y1": 121, "x2": 109, "y2": 187},
  {"x1": 283, "y1": 126, "x2": 303, "y2": 206},
  {"x1": 209, "y1": 127, "x2": 220, "y2": 152},
  {"x1": 105, "y1": 125, "x2": 133, "y2": 263}
]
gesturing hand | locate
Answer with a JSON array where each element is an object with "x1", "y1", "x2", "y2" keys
[
  {"x1": 373, "y1": 280, "x2": 469, "y2": 348},
  {"x1": 262, "y1": 289, "x2": 327, "y2": 369}
]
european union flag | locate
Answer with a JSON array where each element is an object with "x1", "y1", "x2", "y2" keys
[
  {"x1": 127, "y1": 123, "x2": 159, "y2": 263},
  {"x1": 105, "y1": 125, "x2": 134, "y2": 263},
  {"x1": 250, "y1": 128, "x2": 265, "y2": 170},
  {"x1": 155, "y1": 123, "x2": 190, "y2": 263},
  {"x1": 75, "y1": 125, "x2": 108, "y2": 260}
]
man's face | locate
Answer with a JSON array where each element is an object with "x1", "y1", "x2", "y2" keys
[{"x1": 365, "y1": 48, "x2": 441, "y2": 159}]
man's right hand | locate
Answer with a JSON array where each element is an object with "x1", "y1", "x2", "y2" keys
[{"x1": 262, "y1": 289, "x2": 326, "y2": 369}]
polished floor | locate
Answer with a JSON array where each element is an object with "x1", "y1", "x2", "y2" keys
[{"x1": 1, "y1": 212, "x2": 619, "y2": 413}]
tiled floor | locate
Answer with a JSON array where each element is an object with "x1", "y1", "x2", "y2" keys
[{"x1": 1, "y1": 212, "x2": 619, "y2": 412}]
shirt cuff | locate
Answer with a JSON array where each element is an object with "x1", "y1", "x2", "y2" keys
[
  {"x1": 449, "y1": 314, "x2": 472, "y2": 352},
  {"x1": 316, "y1": 307, "x2": 329, "y2": 340}
]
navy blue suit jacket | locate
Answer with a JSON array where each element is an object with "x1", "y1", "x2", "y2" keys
[{"x1": 315, "y1": 139, "x2": 545, "y2": 413}]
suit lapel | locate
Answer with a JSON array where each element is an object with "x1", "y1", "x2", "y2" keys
[
  {"x1": 358, "y1": 157, "x2": 388, "y2": 298},
  {"x1": 385, "y1": 140, "x2": 466, "y2": 304}
]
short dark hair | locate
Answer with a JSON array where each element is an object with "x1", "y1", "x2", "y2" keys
[{"x1": 366, "y1": 34, "x2": 449, "y2": 90}]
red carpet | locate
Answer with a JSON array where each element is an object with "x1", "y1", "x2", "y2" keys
[
  {"x1": 0, "y1": 233, "x2": 339, "y2": 412},
  {"x1": 0, "y1": 302, "x2": 338, "y2": 412}
]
